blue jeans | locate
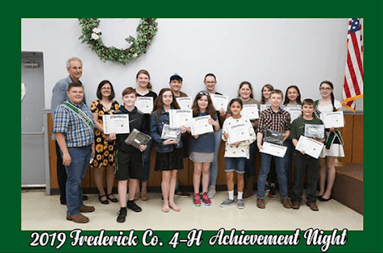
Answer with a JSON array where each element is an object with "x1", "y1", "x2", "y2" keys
[
  {"x1": 63, "y1": 145, "x2": 92, "y2": 216},
  {"x1": 257, "y1": 152, "x2": 289, "y2": 200},
  {"x1": 245, "y1": 141, "x2": 257, "y2": 178},
  {"x1": 284, "y1": 138, "x2": 294, "y2": 187},
  {"x1": 142, "y1": 138, "x2": 153, "y2": 183},
  {"x1": 209, "y1": 129, "x2": 222, "y2": 187},
  {"x1": 225, "y1": 157, "x2": 246, "y2": 173}
]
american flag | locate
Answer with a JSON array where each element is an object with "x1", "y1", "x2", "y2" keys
[{"x1": 342, "y1": 18, "x2": 363, "y2": 112}]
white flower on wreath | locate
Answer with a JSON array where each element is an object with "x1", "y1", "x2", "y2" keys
[
  {"x1": 133, "y1": 53, "x2": 138, "y2": 58},
  {"x1": 91, "y1": 33, "x2": 99, "y2": 40},
  {"x1": 92, "y1": 28, "x2": 101, "y2": 34}
]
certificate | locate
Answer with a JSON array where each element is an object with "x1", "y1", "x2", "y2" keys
[
  {"x1": 135, "y1": 97, "x2": 153, "y2": 114},
  {"x1": 227, "y1": 122, "x2": 250, "y2": 144},
  {"x1": 260, "y1": 104, "x2": 270, "y2": 112},
  {"x1": 102, "y1": 114, "x2": 130, "y2": 134},
  {"x1": 263, "y1": 129, "x2": 284, "y2": 145},
  {"x1": 161, "y1": 124, "x2": 181, "y2": 143},
  {"x1": 260, "y1": 142, "x2": 287, "y2": 158},
  {"x1": 296, "y1": 136, "x2": 324, "y2": 159},
  {"x1": 176, "y1": 97, "x2": 192, "y2": 110},
  {"x1": 241, "y1": 104, "x2": 259, "y2": 120},
  {"x1": 321, "y1": 111, "x2": 344, "y2": 128},
  {"x1": 169, "y1": 109, "x2": 192, "y2": 128},
  {"x1": 285, "y1": 106, "x2": 302, "y2": 122},
  {"x1": 124, "y1": 128, "x2": 151, "y2": 150},
  {"x1": 304, "y1": 124, "x2": 325, "y2": 139},
  {"x1": 211, "y1": 94, "x2": 228, "y2": 111},
  {"x1": 191, "y1": 115, "x2": 214, "y2": 136}
]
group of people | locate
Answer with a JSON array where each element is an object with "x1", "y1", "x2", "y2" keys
[{"x1": 52, "y1": 57, "x2": 344, "y2": 224}]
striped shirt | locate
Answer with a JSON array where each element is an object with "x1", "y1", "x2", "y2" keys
[
  {"x1": 257, "y1": 107, "x2": 291, "y2": 134},
  {"x1": 53, "y1": 100, "x2": 95, "y2": 147}
]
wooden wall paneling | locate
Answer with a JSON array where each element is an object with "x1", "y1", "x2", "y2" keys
[
  {"x1": 148, "y1": 143, "x2": 161, "y2": 187},
  {"x1": 216, "y1": 141, "x2": 227, "y2": 186},
  {"x1": 352, "y1": 115, "x2": 363, "y2": 163},
  {"x1": 48, "y1": 114, "x2": 59, "y2": 189},
  {"x1": 340, "y1": 114, "x2": 354, "y2": 164}
]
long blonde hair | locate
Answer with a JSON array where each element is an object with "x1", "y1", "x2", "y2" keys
[{"x1": 136, "y1": 69, "x2": 153, "y2": 90}]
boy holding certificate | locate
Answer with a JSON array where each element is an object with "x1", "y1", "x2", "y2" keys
[
  {"x1": 256, "y1": 89, "x2": 292, "y2": 209},
  {"x1": 290, "y1": 99, "x2": 325, "y2": 211},
  {"x1": 111, "y1": 87, "x2": 149, "y2": 223}
]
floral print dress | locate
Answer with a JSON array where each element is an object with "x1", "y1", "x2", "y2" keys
[{"x1": 90, "y1": 100, "x2": 119, "y2": 168}]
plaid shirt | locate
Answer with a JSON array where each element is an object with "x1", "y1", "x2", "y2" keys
[
  {"x1": 53, "y1": 100, "x2": 95, "y2": 147},
  {"x1": 257, "y1": 107, "x2": 291, "y2": 134}
]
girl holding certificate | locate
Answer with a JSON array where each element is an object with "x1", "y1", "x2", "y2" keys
[
  {"x1": 135, "y1": 69, "x2": 157, "y2": 201},
  {"x1": 283, "y1": 85, "x2": 302, "y2": 190},
  {"x1": 187, "y1": 91, "x2": 220, "y2": 207},
  {"x1": 150, "y1": 88, "x2": 187, "y2": 212},
  {"x1": 226, "y1": 82, "x2": 261, "y2": 199},
  {"x1": 316, "y1": 81, "x2": 344, "y2": 202},
  {"x1": 221, "y1": 98, "x2": 256, "y2": 209},
  {"x1": 90, "y1": 80, "x2": 119, "y2": 205}
]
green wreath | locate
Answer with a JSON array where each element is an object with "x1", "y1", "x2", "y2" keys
[{"x1": 78, "y1": 18, "x2": 158, "y2": 64}]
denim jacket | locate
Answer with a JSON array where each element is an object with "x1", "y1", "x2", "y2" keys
[{"x1": 150, "y1": 107, "x2": 183, "y2": 153}]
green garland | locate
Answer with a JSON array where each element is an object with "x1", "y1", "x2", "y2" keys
[{"x1": 78, "y1": 18, "x2": 158, "y2": 64}]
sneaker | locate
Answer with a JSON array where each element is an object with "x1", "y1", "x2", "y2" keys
[
  {"x1": 207, "y1": 185, "x2": 216, "y2": 199},
  {"x1": 220, "y1": 198, "x2": 235, "y2": 208},
  {"x1": 127, "y1": 201, "x2": 142, "y2": 212},
  {"x1": 281, "y1": 198, "x2": 292, "y2": 209},
  {"x1": 116, "y1": 207, "x2": 127, "y2": 223},
  {"x1": 237, "y1": 199, "x2": 245, "y2": 209},
  {"x1": 268, "y1": 186, "x2": 276, "y2": 197},
  {"x1": 201, "y1": 192, "x2": 212, "y2": 206},
  {"x1": 193, "y1": 193, "x2": 201, "y2": 207},
  {"x1": 265, "y1": 184, "x2": 270, "y2": 192}
]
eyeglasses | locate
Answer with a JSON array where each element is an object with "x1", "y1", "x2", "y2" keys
[
  {"x1": 320, "y1": 87, "x2": 332, "y2": 91},
  {"x1": 199, "y1": 91, "x2": 209, "y2": 96}
]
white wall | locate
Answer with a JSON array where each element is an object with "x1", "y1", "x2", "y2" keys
[{"x1": 21, "y1": 18, "x2": 363, "y2": 112}]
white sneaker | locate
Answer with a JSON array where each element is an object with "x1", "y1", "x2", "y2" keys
[{"x1": 207, "y1": 185, "x2": 216, "y2": 199}]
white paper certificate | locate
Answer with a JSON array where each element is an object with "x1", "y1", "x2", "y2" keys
[
  {"x1": 241, "y1": 104, "x2": 259, "y2": 120},
  {"x1": 321, "y1": 111, "x2": 344, "y2": 128},
  {"x1": 260, "y1": 104, "x2": 270, "y2": 112},
  {"x1": 176, "y1": 97, "x2": 192, "y2": 110},
  {"x1": 285, "y1": 106, "x2": 301, "y2": 122},
  {"x1": 211, "y1": 94, "x2": 228, "y2": 111},
  {"x1": 260, "y1": 142, "x2": 287, "y2": 158},
  {"x1": 135, "y1": 97, "x2": 153, "y2": 114},
  {"x1": 296, "y1": 136, "x2": 324, "y2": 159},
  {"x1": 169, "y1": 109, "x2": 192, "y2": 128},
  {"x1": 102, "y1": 114, "x2": 130, "y2": 134},
  {"x1": 191, "y1": 115, "x2": 214, "y2": 136},
  {"x1": 227, "y1": 122, "x2": 250, "y2": 144}
]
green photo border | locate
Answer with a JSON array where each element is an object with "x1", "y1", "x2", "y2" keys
[{"x1": 1, "y1": 0, "x2": 382, "y2": 252}]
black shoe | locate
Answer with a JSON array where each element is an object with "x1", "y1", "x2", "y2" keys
[
  {"x1": 127, "y1": 201, "x2": 142, "y2": 212},
  {"x1": 318, "y1": 195, "x2": 332, "y2": 202},
  {"x1": 99, "y1": 195, "x2": 109, "y2": 204},
  {"x1": 60, "y1": 197, "x2": 66, "y2": 205},
  {"x1": 268, "y1": 186, "x2": 276, "y2": 197},
  {"x1": 116, "y1": 208, "x2": 127, "y2": 223},
  {"x1": 107, "y1": 193, "x2": 118, "y2": 203},
  {"x1": 83, "y1": 195, "x2": 88, "y2": 201}
]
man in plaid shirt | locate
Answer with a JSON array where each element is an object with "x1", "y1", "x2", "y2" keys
[
  {"x1": 256, "y1": 89, "x2": 292, "y2": 209},
  {"x1": 53, "y1": 82, "x2": 95, "y2": 223}
]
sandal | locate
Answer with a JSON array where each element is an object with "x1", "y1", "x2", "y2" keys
[
  {"x1": 141, "y1": 193, "x2": 149, "y2": 201},
  {"x1": 99, "y1": 195, "x2": 109, "y2": 205},
  {"x1": 107, "y1": 193, "x2": 118, "y2": 203},
  {"x1": 66, "y1": 213, "x2": 89, "y2": 223}
]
